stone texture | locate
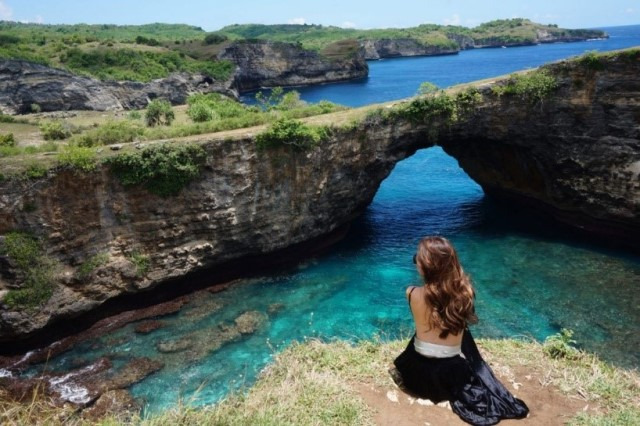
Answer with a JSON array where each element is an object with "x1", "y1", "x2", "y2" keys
[
  {"x1": 0, "y1": 60, "x2": 238, "y2": 114},
  {"x1": 361, "y1": 39, "x2": 458, "y2": 60},
  {"x1": 218, "y1": 40, "x2": 368, "y2": 91}
]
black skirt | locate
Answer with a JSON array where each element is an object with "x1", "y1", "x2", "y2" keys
[{"x1": 393, "y1": 330, "x2": 529, "y2": 426}]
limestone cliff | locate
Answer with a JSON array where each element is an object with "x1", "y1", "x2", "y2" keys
[
  {"x1": 360, "y1": 39, "x2": 458, "y2": 60},
  {"x1": 0, "y1": 50, "x2": 638, "y2": 346},
  {"x1": 438, "y1": 54, "x2": 640, "y2": 244},
  {"x1": 0, "y1": 60, "x2": 238, "y2": 115},
  {"x1": 217, "y1": 40, "x2": 368, "y2": 91}
]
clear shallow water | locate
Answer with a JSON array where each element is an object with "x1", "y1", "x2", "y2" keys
[{"x1": 31, "y1": 26, "x2": 640, "y2": 412}]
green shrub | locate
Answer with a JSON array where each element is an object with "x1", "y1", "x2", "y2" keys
[
  {"x1": 30, "y1": 103, "x2": 41, "y2": 113},
  {"x1": 256, "y1": 118, "x2": 329, "y2": 151},
  {"x1": 72, "y1": 120, "x2": 144, "y2": 147},
  {"x1": 579, "y1": 50, "x2": 605, "y2": 70},
  {"x1": 492, "y1": 70, "x2": 558, "y2": 103},
  {"x1": 128, "y1": 251, "x2": 150, "y2": 276},
  {"x1": 1, "y1": 232, "x2": 54, "y2": 309},
  {"x1": 23, "y1": 162, "x2": 48, "y2": 179},
  {"x1": 187, "y1": 101, "x2": 216, "y2": 122},
  {"x1": 417, "y1": 81, "x2": 439, "y2": 95},
  {"x1": 77, "y1": 253, "x2": 109, "y2": 279},
  {"x1": 275, "y1": 91, "x2": 306, "y2": 111},
  {"x1": 0, "y1": 133, "x2": 15, "y2": 147},
  {"x1": 39, "y1": 121, "x2": 71, "y2": 140},
  {"x1": 127, "y1": 110, "x2": 142, "y2": 120},
  {"x1": 145, "y1": 99, "x2": 175, "y2": 127},
  {"x1": 204, "y1": 32, "x2": 228, "y2": 45},
  {"x1": 106, "y1": 143, "x2": 207, "y2": 196},
  {"x1": 58, "y1": 146, "x2": 97, "y2": 172},
  {"x1": 543, "y1": 329, "x2": 580, "y2": 360}
]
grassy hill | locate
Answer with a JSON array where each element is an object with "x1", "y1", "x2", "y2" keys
[{"x1": 218, "y1": 18, "x2": 607, "y2": 51}]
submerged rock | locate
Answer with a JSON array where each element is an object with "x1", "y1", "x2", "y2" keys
[
  {"x1": 134, "y1": 320, "x2": 165, "y2": 334},
  {"x1": 235, "y1": 311, "x2": 267, "y2": 334},
  {"x1": 156, "y1": 338, "x2": 193, "y2": 354},
  {"x1": 267, "y1": 303, "x2": 285, "y2": 315}
]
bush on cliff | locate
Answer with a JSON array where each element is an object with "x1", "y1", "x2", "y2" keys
[
  {"x1": 71, "y1": 120, "x2": 144, "y2": 147},
  {"x1": 145, "y1": 99, "x2": 175, "y2": 127},
  {"x1": 1, "y1": 232, "x2": 55, "y2": 310},
  {"x1": 256, "y1": 118, "x2": 329, "y2": 151},
  {"x1": 106, "y1": 143, "x2": 207, "y2": 196},
  {"x1": 491, "y1": 69, "x2": 558, "y2": 103},
  {"x1": 58, "y1": 145, "x2": 98, "y2": 172}
]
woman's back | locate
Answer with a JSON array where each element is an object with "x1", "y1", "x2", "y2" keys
[{"x1": 407, "y1": 285, "x2": 464, "y2": 347}]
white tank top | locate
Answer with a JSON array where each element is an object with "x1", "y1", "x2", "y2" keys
[{"x1": 414, "y1": 336, "x2": 462, "y2": 358}]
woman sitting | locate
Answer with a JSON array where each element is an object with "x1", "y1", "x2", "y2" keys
[{"x1": 392, "y1": 236, "x2": 529, "y2": 425}]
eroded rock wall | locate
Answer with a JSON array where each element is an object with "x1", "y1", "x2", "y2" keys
[
  {"x1": 360, "y1": 39, "x2": 459, "y2": 60},
  {"x1": 0, "y1": 120, "x2": 430, "y2": 342},
  {"x1": 218, "y1": 41, "x2": 368, "y2": 91},
  {"x1": 0, "y1": 60, "x2": 238, "y2": 114},
  {"x1": 439, "y1": 56, "x2": 640, "y2": 244}
]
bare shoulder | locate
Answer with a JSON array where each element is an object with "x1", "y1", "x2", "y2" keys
[{"x1": 405, "y1": 285, "x2": 421, "y2": 300}]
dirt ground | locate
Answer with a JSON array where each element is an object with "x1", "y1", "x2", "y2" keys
[{"x1": 353, "y1": 364, "x2": 595, "y2": 425}]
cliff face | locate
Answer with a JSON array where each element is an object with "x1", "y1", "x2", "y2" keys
[
  {"x1": 438, "y1": 55, "x2": 640, "y2": 244},
  {"x1": 0, "y1": 51, "x2": 638, "y2": 345},
  {"x1": 360, "y1": 39, "x2": 459, "y2": 60},
  {"x1": 0, "y1": 120, "x2": 427, "y2": 343},
  {"x1": 218, "y1": 41, "x2": 368, "y2": 91},
  {"x1": 0, "y1": 60, "x2": 238, "y2": 114}
]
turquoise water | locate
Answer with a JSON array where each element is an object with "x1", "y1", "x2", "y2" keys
[{"x1": 30, "y1": 26, "x2": 640, "y2": 412}]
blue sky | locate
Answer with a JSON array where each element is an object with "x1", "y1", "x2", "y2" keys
[{"x1": 1, "y1": 1, "x2": 638, "y2": 30}]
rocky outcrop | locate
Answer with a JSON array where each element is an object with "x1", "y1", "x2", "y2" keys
[
  {"x1": 218, "y1": 40, "x2": 368, "y2": 91},
  {"x1": 0, "y1": 50, "x2": 638, "y2": 345},
  {"x1": 437, "y1": 54, "x2": 640, "y2": 244},
  {"x1": 360, "y1": 39, "x2": 458, "y2": 60},
  {"x1": 0, "y1": 60, "x2": 238, "y2": 114}
]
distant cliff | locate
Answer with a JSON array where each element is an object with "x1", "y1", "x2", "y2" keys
[
  {"x1": 218, "y1": 40, "x2": 368, "y2": 91},
  {"x1": 0, "y1": 60, "x2": 238, "y2": 115},
  {"x1": 360, "y1": 39, "x2": 458, "y2": 60}
]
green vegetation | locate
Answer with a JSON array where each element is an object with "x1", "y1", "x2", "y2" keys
[
  {"x1": 417, "y1": 81, "x2": 439, "y2": 95},
  {"x1": 256, "y1": 118, "x2": 330, "y2": 151},
  {"x1": 76, "y1": 252, "x2": 109, "y2": 280},
  {"x1": 23, "y1": 162, "x2": 48, "y2": 179},
  {"x1": 203, "y1": 32, "x2": 228, "y2": 45},
  {"x1": 39, "y1": 121, "x2": 71, "y2": 140},
  {"x1": 59, "y1": 47, "x2": 233, "y2": 82},
  {"x1": 0, "y1": 133, "x2": 16, "y2": 147},
  {"x1": 543, "y1": 328, "x2": 580, "y2": 360},
  {"x1": 145, "y1": 99, "x2": 175, "y2": 127},
  {"x1": 217, "y1": 18, "x2": 606, "y2": 52},
  {"x1": 71, "y1": 120, "x2": 144, "y2": 147},
  {"x1": 128, "y1": 252, "x2": 150, "y2": 277},
  {"x1": 578, "y1": 50, "x2": 606, "y2": 71},
  {"x1": 0, "y1": 21, "x2": 233, "y2": 83},
  {"x1": 106, "y1": 143, "x2": 206, "y2": 196},
  {"x1": 0, "y1": 232, "x2": 55, "y2": 309},
  {"x1": 58, "y1": 146, "x2": 98, "y2": 172},
  {"x1": 491, "y1": 69, "x2": 558, "y2": 103}
]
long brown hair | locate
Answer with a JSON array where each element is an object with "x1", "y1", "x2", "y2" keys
[{"x1": 415, "y1": 236, "x2": 477, "y2": 338}]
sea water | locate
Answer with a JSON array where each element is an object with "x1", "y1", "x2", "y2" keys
[{"x1": 32, "y1": 26, "x2": 640, "y2": 412}]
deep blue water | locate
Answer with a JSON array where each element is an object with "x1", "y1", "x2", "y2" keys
[
  {"x1": 25, "y1": 25, "x2": 640, "y2": 412},
  {"x1": 241, "y1": 25, "x2": 640, "y2": 106}
]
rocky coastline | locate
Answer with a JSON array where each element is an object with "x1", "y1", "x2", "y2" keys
[
  {"x1": 0, "y1": 50, "x2": 638, "y2": 350},
  {"x1": 0, "y1": 60, "x2": 238, "y2": 115}
]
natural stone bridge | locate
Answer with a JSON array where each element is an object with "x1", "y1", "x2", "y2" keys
[{"x1": 0, "y1": 51, "x2": 638, "y2": 348}]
